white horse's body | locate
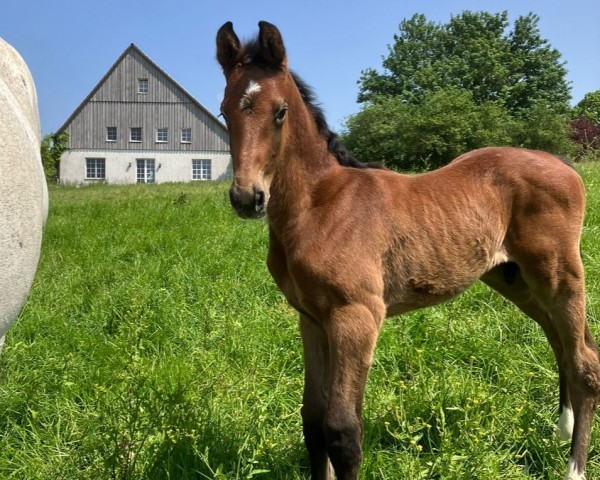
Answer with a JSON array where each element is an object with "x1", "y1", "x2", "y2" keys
[{"x1": 0, "y1": 37, "x2": 48, "y2": 353}]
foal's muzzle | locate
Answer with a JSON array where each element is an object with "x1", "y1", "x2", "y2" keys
[{"x1": 229, "y1": 184, "x2": 267, "y2": 219}]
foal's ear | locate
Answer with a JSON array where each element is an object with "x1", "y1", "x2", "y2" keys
[
  {"x1": 216, "y1": 21, "x2": 242, "y2": 74},
  {"x1": 258, "y1": 21, "x2": 287, "y2": 69}
]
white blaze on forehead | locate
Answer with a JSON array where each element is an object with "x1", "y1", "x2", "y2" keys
[
  {"x1": 245, "y1": 80, "x2": 262, "y2": 96},
  {"x1": 240, "y1": 80, "x2": 261, "y2": 110}
]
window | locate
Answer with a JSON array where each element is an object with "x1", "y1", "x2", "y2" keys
[
  {"x1": 192, "y1": 159, "x2": 211, "y2": 180},
  {"x1": 138, "y1": 78, "x2": 148, "y2": 94},
  {"x1": 181, "y1": 128, "x2": 192, "y2": 143},
  {"x1": 137, "y1": 159, "x2": 155, "y2": 184},
  {"x1": 86, "y1": 158, "x2": 106, "y2": 179},
  {"x1": 106, "y1": 127, "x2": 117, "y2": 142},
  {"x1": 156, "y1": 128, "x2": 168, "y2": 143},
  {"x1": 130, "y1": 127, "x2": 142, "y2": 142}
]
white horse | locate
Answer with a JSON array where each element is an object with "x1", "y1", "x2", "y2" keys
[{"x1": 0, "y1": 37, "x2": 48, "y2": 354}]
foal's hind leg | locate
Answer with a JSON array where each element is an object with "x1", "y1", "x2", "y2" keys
[
  {"x1": 483, "y1": 253, "x2": 600, "y2": 479},
  {"x1": 556, "y1": 304, "x2": 600, "y2": 480},
  {"x1": 481, "y1": 264, "x2": 573, "y2": 439},
  {"x1": 524, "y1": 253, "x2": 600, "y2": 480}
]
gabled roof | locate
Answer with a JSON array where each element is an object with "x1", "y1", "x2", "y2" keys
[{"x1": 57, "y1": 43, "x2": 226, "y2": 135}]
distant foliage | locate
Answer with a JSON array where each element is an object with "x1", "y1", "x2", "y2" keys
[
  {"x1": 358, "y1": 11, "x2": 570, "y2": 113},
  {"x1": 572, "y1": 90, "x2": 600, "y2": 126},
  {"x1": 345, "y1": 11, "x2": 574, "y2": 170},
  {"x1": 510, "y1": 102, "x2": 574, "y2": 156},
  {"x1": 342, "y1": 91, "x2": 573, "y2": 171},
  {"x1": 570, "y1": 116, "x2": 600, "y2": 160},
  {"x1": 343, "y1": 88, "x2": 515, "y2": 170},
  {"x1": 40, "y1": 132, "x2": 69, "y2": 182},
  {"x1": 570, "y1": 89, "x2": 600, "y2": 161}
]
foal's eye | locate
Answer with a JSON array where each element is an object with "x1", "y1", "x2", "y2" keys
[{"x1": 275, "y1": 104, "x2": 288, "y2": 125}]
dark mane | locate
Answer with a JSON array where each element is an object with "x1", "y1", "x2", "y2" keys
[
  {"x1": 240, "y1": 39, "x2": 379, "y2": 169},
  {"x1": 290, "y1": 72, "x2": 380, "y2": 169}
]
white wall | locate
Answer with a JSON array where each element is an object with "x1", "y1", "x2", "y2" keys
[{"x1": 60, "y1": 149, "x2": 231, "y2": 184}]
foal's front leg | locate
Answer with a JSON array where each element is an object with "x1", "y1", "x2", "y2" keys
[
  {"x1": 300, "y1": 316, "x2": 334, "y2": 479},
  {"x1": 323, "y1": 303, "x2": 383, "y2": 480}
]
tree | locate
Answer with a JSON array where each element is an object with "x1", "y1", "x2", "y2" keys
[
  {"x1": 358, "y1": 11, "x2": 570, "y2": 114},
  {"x1": 357, "y1": 13, "x2": 443, "y2": 105},
  {"x1": 505, "y1": 14, "x2": 571, "y2": 114},
  {"x1": 346, "y1": 11, "x2": 573, "y2": 169},
  {"x1": 41, "y1": 132, "x2": 69, "y2": 181},
  {"x1": 572, "y1": 90, "x2": 600, "y2": 125}
]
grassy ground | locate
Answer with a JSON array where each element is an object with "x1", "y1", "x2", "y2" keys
[{"x1": 1, "y1": 163, "x2": 600, "y2": 479}]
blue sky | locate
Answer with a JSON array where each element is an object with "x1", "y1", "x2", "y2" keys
[{"x1": 1, "y1": 0, "x2": 599, "y2": 135}]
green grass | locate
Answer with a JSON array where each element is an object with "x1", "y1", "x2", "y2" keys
[{"x1": 1, "y1": 164, "x2": 600, "y2": 479}]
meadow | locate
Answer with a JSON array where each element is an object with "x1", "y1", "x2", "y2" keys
[{"x1": 2, "y1": 163, "x2": 600, "y2": 479}]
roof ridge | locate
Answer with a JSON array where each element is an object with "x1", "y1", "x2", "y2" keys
[{"x1": 56, "y1": 44, "x2": 226, "y2": 135}]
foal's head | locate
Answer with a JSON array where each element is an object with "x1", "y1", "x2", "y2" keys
[{"x1": 217, "y1": 21, "x2": 300, "y2": 219}]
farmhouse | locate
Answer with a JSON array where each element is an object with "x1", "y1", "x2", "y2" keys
[{"x1": 57, "y1": 44, "x2": 230, "y2": 184}]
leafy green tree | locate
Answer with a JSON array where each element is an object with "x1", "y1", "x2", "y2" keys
[
  {"x1": 41, "y1": 131, "x2": 69, "y2": 181},
  {"x1": 505, "y1": 14, "x2": 571, "y2": 114},
  {"x1": 358, "y1": 14, "x2": 442, "y2": 105},
  {"x1": 441, "y1": 11, "x2": 513, "y2": 106},
  {"x1": 358, "y1": 11, "x2": 570, "y2": 114},
  {"x1": 347, "y1": 11, "x2": 573, "y2": 169},
  {"x1": 572, "y1": 90, "x2": 600, "y2": 125}
]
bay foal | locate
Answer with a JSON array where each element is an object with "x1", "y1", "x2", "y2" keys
[{"x1": 217, "y1": 21, "x2": 600, "y2": 480}]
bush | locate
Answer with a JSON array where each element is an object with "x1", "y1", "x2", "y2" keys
[
  {"x1": 343, "y1": 88, "x2": 573, "y2": 171},
  {"x1": 570, "y1": 116, "x2": 600, "y2": 160},
  {"x1": 40, "y1": 132, "x2": 69, "y2": 182},
  {"x1": 509, "y1": 103, "x2": 574, "y2": 155}
]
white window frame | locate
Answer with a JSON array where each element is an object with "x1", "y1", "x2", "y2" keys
[
  {"x1": 86, "y1": 158, "x2": 106, "y2": 180},
  {"x1": 181, "y1": 128, "x2": 192, "y2": 143},
  {"x1": 156, "y1": 128, "x2": 168, "y2": 143},
  {"x1": 106, "y1": 126, "x2": 117, "y2": 142},
  {"x1": 130, "y1": 127, "x2": 142, "y2": 143},
  {"x1": 192, "y1": 159, "x2": 211, "y2": 181},
  {"x1": 138, "y1": 78, "x2": 149, "y2": 94}
]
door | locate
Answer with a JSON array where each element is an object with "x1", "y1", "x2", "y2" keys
[{"x1": 136, "y1": 159, "x2": 155, "y2": 184}]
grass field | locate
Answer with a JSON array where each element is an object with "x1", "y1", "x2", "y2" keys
[{"x1": 2, "y1": 163, "x2": 600, "y2": 479}]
